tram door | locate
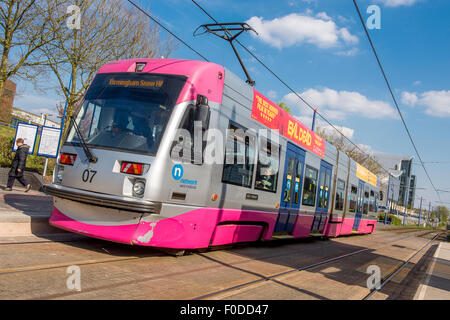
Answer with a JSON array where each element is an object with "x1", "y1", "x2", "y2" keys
[
  {"x1": 275, "y1": 143, "x2": 305, "y2": 233},
  {"x1": 311, "y1": 160, "x2": 332, "y2": 233},
  {"x1": 353, "y1": 180, "x2": 365, "y2": 230}
]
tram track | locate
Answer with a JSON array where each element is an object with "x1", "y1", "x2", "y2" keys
[
  {"x1": 191, "y1": 229, "x2": 443, "y2": 300},
  {"x1": 0, "y1": 228, "x2": 430, "y2": 276},
  {"x1": 0, "y1": 229, "x2": 439, "y2": 300},
  {"x1": 363, "y1": 230, "x2": 445, "y2": 300},
  {"x1": 0, "y1": 236, "x2": 88, "y2": 246}
]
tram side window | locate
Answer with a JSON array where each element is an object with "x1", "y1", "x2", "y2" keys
[
  {"x1": 335, "y1": 179, "x2": 346, "y2": 211},
  {"x1": 302, "y1": 166, "x2": 318, "y2": 206},
  {"x1": 363, "y1": 191, "x2": 369, "y2": 215},
  {"x1": 174, "y1": 106, "x2": 195, "y2": 163},
  {"x1": 369, "y1": 190, "x2": 375, "y2": 212},
  {"x1": 222, "y1": 122, "x2": 255, "y2": 188},
  {"x1": 349, "y1": 185, "x2": 357, "y2": 212},
  {"x1": 255, "y1": 139, "x2": 280, "y2": 193},
  {"x1": 374, "y1": 192, "x2": 378, "y2": 212},
  {"x1": 173, "y1": 105, "x2": 211, "y2": 164}
]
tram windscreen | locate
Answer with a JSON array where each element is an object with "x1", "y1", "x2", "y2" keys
[{"x1": 66, "y1": 73, "x2": 187, "y2": 155}]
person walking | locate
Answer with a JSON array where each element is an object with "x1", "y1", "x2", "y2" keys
[{"x1": 5, "y1": 138, "x2": 32, "y2": 192}]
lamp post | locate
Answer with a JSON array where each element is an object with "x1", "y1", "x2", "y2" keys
[
  {"x1": 384, "y1": 173, "x2": 391, "y2": 225},
  {"x1": 311, "y1": 108, "x2": 317, "y2": 131},
  {"x1": 402, "y1": 183, "x2": 409, "y2": 226}
]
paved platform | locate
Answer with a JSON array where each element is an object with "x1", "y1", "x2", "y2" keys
[
  {"x1": 414, "y1": 241, "x2": 450, "y2": 300},
  {"x1": 0, "y1": 186, "x2": 64, "y2": 236}
]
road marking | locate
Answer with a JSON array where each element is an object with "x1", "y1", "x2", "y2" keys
[{"x1": 415, "y1": 242, "x2": 441, "y2": 300}]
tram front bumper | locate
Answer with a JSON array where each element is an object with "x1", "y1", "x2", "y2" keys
[
  {"x1": 43, "y1": 184, "x2": 160, "y2": 213},
  {"x1": 49, "y1": 205, "x2": 142, "y2": 244}
]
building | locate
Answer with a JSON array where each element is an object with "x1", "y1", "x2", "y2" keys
[
  {"x1": 0, "y1": 80, "x2": 17, "y2": 124},
  {"x1": 11, "y1": 107, "x2": 60, "y2": 128},
  {"x1": 397, "y1": 158, "x2": 414, "y2": 208},
  {"x1": 408, "y1": 175, "x2": 417, "y2": 209},
  {"x1": 373, "y1": 152, "x2": 417, "y2": 214},
  {"x1": 378, "y1": 168, "x2": 401, "y2": 213}
]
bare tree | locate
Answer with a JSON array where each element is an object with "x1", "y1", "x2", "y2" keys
[
  {"x1": 0, "y1": 0, "x2": 63, "y2": 97},
  {"x1": 40, "y1": 0, "x2": 176, "y2": 134},
  {"x1": 316, "y1": 125, "x2": 384, "y2": 175}
]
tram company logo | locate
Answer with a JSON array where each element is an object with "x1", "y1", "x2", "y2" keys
[{"x1": 172, "y1": 164, "x2": 184, "y2": 181}]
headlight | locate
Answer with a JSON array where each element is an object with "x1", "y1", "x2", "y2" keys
[
  {"x1": 133, "y1": 180, "x2": 145, "y2": 197},
  {"x1": 55, "y1": 166, "x2": 64, "y2": 184}
]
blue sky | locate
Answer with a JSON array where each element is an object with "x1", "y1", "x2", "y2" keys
[{"x1": 14, "y1": 0, "x2": 450, "y2": 210}]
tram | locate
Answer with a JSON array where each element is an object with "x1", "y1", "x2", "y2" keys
[{"x1": 44, "y1": 59, "x2": 379, "y2": 249}]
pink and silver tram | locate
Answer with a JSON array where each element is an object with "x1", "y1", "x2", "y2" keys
[{"x1": 44, "y1": 59, "x2": 379, "y2": 249}]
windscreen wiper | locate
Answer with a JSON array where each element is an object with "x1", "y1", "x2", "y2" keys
[{"x1": 69, "y1": 115, "x2": 98, "y2": 163}]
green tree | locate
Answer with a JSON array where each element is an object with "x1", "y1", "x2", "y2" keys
[
  {"x1": 278, "y1": 102, "x2": 291, "y2": 114},
  {"x1": 435, "y1": 206, "x2": 449, "y2": 226}
]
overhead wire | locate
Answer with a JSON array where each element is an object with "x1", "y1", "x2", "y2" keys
[
  {"x1": 126, "y1": 0, "x2": 445, "y2": 206},
  {"x1": 189, "y1": 0, "x2": 394, "y2": 176},
  {"x1": 352, "y1": 0, "x2": 443, "y2": 205},
  {"x1": 126, "y1": 0, "x2": 209, "y2": 62}
]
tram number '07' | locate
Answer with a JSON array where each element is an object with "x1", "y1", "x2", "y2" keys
[{"x1": 82, "y1": 169, "x2": 97, "y2": 183}]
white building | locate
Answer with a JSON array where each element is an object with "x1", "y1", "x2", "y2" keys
[{"x1": 11, "y1": 107, "x2": 60, "y2": 128}]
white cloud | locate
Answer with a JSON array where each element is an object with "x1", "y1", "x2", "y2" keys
[
  {"x1": 378, "y1": 0, "x2": 421, "y2": 7},
  {"x1": 336, "y1": 47, "x2": 359, "y2": 56},
  {"x1": 316, "y1": 12, "x2": 332, "y2": 21},
  {"x1": 319, "y1": 122, "x2": 355, "y2": 140},
  {"x1": 13, "y1": 93, "x2": 62, "y2": 120},
  {"x1": 246, "y1": 13, "x2": 358, "y2": 50},
  {"x1": 283, "y1": 88, "x2": 397, "y2": 120},
  {"x1": 267, "y1": 90, "x2": 278, "y2": 99},
  {"x1": 413, "y1": 80, "x2": 421, "y2": 86},
  {"x1": 403, "y1": 90, "x2": 450, "y2": 117},
  {"x1": 338, "y1": 28, "x2": 358, "y2": 45},
  {"x1": 292, "y1": 115, "x2": 355, "y2": 140},
  {"x1": 401, "y1": 91, "x2": 418, "y2": 106}
]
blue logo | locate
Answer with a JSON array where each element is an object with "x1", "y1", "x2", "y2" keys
[{"x1": 172, "y1": 164, "x2": 183, "y2": 181}]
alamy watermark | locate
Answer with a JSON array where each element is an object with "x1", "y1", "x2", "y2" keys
[
  {"x1": 170, "y1": 123, "x2": 280, "y2": 174},
  {"x1": 66, "y1": 5, "x2": 81, "y2": 30},
  {"x1": 367, "y1": 5, "x2": 381, "y2": 30},
  {"x1": 66, "y1": 265, "x2": 81, "y2": 292},
  {"x1": 366, "y1": 265, "x2": 381, "y2": 290}
]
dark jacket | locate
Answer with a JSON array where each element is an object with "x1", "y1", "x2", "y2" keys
[{"x1": 9, "y1": 144, "x2": 30, "y2": 178}]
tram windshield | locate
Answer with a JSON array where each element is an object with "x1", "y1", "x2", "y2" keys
[{"x1": 66, "y1": 73, "x2": 187, "y2": 155}]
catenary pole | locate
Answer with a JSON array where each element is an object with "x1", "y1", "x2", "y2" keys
[
  {"x1": 418, "y1": 196, "x2": 422, "y2": 227},
  {"x1": 384, "y1": 173, "x2": 391, "y2": 224}
]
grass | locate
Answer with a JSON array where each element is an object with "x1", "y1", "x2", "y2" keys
[
  {"x1": 378, "y1": 213, "x2": 436, "y2": 229},
  {"x1": 0, "y1": 124, "x2": 56, "y2": 176}
]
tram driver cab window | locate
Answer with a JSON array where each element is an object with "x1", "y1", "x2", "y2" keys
[{"x1": 66, "y1": 73, "x2": 187, "y2": 155}]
